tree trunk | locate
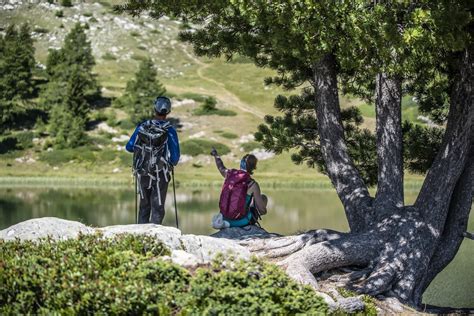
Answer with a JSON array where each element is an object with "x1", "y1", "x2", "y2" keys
[
  {"x1": 413, "y1": 147, "x2": 474, "y2": 305},
  {"x1": 245, "y1": 47, "x2": 473, "y2": 310},
  {"x1": 312, "y1": 53, "x2": 372, "y2": 233},
  {"x1": 374, "y1": 73, "x2": 403, "y2": 210}
]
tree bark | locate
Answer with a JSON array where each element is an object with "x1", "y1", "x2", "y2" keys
[
  {"x1": 415, "y1": 47, "x2": 473, "y2": 234},
  {"x1": 412, "y1": 147, "x2": 474, "y2": 305},
  {"x1": 312, "y1": 53, "x2": 372, "y2": 233},
  {"x1": 374, "y1": 73, "x2": 403, "y2": 210}
]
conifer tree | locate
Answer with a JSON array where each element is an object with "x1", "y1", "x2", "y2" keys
[
  {"x1": 0, "y1": 23, "x2": 35, "y2": 132},
  {"x1": 117, "y1": 58, "x2": 166, "y2": 124},
  {"x1": 41, "y1": 23, "x2": 99, "y2": 147},
  {"x1": 118, "y1": 1, "x2": 473, "y2": 307}
]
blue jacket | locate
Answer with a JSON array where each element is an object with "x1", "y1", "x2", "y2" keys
[{"x1": 125, "y1": 120, "x2": 180, "y2": 166}]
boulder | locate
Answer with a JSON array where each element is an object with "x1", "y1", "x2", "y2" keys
[
  {"x1": 0, "y1": 217, "x2": 94, "y2": 241},
  {"x1": 0, "y1": 217, "x2": 251, "y2": 265}
]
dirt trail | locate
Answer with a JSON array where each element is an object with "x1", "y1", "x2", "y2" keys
[{"x1": 180, "y1": 47, "x2": 265, "y2": 119}]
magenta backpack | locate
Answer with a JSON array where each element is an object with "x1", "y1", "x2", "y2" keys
[{"x1": 219, "y1": 169, "x2": 251, "y2": 220}]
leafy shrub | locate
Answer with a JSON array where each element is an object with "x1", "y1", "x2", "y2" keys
[
  {"x1": 0, "y1": 136, "x2": 18, "y2": 154},
  {"x1": 33, "y1": 27, "x2": 49, "y2": 34},
  {"x1": 102, "y1": 52, "x2": 116, "y2": 60},
  {"x1": 83, "y1": 12, "x2": 93, "y2": 17},
  {"x1": 221, "y1": 132, "x2": 238, "y2": 139},
  {"x1": 131, "y1": 54, "x2": 148, "y2": 61},
  {"x1": 60, "y1": 0, "x2": 72, "y2": 7},
  {"x1": 14, "y1": 131, "x2": 34, "y2": 149},
  {"x1": 241, "y1": 141, "x2": 261, "y2": 152},
  {"x1": 193, "y1": 97, "x2": 237, "y2": 117},
  {"x1": 0, "y1": 235, "x2": 328, "y2": 315},
  {"x1": 181, "y1": 139, "x2": 230, "y2": 156},
  {"x1": 130, "y1": 31, "x2": 140, "y2": 37},
  {"x1": 89, "y1": 17, "x2": 98, "y2": 23},
  {"x1": 55, "y1": 10, "x2": 64, "y2": 17}
]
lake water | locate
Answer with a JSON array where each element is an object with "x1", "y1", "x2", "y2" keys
[{"x1": 0, "y1": 186, "x2": 472, "y2": 308}]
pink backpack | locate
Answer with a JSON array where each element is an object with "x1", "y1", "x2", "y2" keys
[{"x1": 219, "y1": 169, "x2": 251, "y2": 220}]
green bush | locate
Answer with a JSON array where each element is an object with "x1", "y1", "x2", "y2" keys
[
  {"x1": 130, "y1": 31, "x2": 140, "y2": 37},
  {"x1": 83, "y1": 12, "x2": 93, "y2": 17},
  {"x1": 14, "y1": 131, "x2": 34, "y2": 149},
  {"x1": 0, "y1": 136, "x2": 18, "y2": 154},
  {"x1": 221, "y1": 132, "x2": 238, "y2": 139},
  {"x1": 181, "y1": 139, "x2": 230, "y2": 156},
  {"x1": 131, "y1": 54, "x2": 148, "y2": 61},
  {"x1": 55, "y1": 10, "x2": 64, "y2": 17},
  {"x1": 60, "y1": 0, "x2": 72, "y2": 7},
  {"x1": 33, "y1": 27, "x2": 49, "y2": 34},
  {"x1": 102, "y1": 52, "x2": 116, "y2": 60},
  {"x1": 241, "y1": 141, "x2": 261, "y2": 152},
  {"x1": 0, "y1": 234, "x2": 328, "y2": 315},
  {"x1": 193, "y1": 97, "x2": 237, "y2": 117}
]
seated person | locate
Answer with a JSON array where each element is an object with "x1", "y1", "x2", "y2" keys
[{"x1": 211, "y1": 148, "x2": 267, "y2": 228}]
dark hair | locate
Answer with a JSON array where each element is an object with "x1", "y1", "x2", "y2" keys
[{"x1": 242, "y1": 154, "x2": 258, "y2": 175}]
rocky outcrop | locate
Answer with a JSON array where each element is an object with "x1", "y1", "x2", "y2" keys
[
  {"x1": 0, "y1": 217, "x2": 251, "y2": 268},
  {"x1": 1, "y1": 217, "x2": 421, "y2": 314}
]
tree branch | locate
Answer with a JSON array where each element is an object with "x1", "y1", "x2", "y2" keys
[
  {"x1": 374, "y1": 73, "x2": 404, "y2": 209},
  {"x1": 312, "y1": 53, "x2": 372, "y2": 233},
  {"x1": 463, "y1": 232, "x2": 474, "y2": 240}
]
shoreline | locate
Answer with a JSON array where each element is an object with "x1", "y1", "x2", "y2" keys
[{"x1": 0, "y1": 175, "x2": 425, "y2": 190}]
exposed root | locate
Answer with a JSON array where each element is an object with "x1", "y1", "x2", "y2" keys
[
  {"x1": 352, "y1": 263, "x2": 396, "y2": 296},
  {"x1": 242, "y1": 229, "x2": 348, "y2": 259}
]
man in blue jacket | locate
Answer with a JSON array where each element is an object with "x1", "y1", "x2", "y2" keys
[{"x1": 125, "y1": 96, "x2": 180, "y2": 224}]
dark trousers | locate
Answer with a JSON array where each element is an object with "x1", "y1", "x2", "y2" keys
[{"x1": 138, "y1": 171, "x2": 169, "y2": 224}]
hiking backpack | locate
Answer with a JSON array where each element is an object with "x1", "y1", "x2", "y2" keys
[
  {"x1": 219, "y1": 169, "x2": 251, "y2": 220},
  {"x1": 132, "y1": 120, "x2": 171, "y2": 204}
]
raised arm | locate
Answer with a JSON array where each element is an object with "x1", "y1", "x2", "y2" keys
[{"x1": 211, "y1": 147, "x2": 227, "y2": 178}]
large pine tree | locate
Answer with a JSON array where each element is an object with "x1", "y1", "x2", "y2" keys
[
  {"x1": 117, "y1": 57, "x2": 166, "y2": 124},
  {"x1": 0, "y1": 24, "x2": 36, "y2": 131},
  {"x1": 117, "y1": 0, "x2": 473, "y2": 309},
  {"x1": 42, "y1": 23, "x2": 100, "y2": 148}
]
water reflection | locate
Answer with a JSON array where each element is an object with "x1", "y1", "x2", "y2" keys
[{"x1": 0, "y1": 187, "x2": 472, "y2": 307}]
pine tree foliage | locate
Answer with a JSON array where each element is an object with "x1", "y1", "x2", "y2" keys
[
  {"x1": 41, "y1": 23, "x2": 99, "y2": 148},
  {"x1": 116, "y1": 58, "x2": 166, "y2": 124},
  {"x1": 116, "y1": 1, "x2": 471, "y2": 182},
  {"x1": 0, "y1": 23, "x2": 36, "y2": 131}
]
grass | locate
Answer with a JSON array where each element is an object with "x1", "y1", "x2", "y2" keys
[
  {"x1": 220, "y1": 132, "x2": 238, "y2": 139},
  {"x1": 181, "y1": 139, "x2": 230, "y2": 157}
]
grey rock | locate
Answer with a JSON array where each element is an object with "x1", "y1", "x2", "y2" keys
[
  {"x1": 171, "y1": 250, "x2": 200, "y2": 268},
  {"x1": 0, "y1": 217, "x2": 94, "y2": 241},
  {"x1": 336, "y1": 297, "x2": 366, "y2": 313},
  {"x1": 181, "y1": 234, "x2": 251, "y2": 263},
  {"x1": 98, "y1": 223, "x2": 183, "y2": 250},
  {"x1": 0, "y1": 217, "x2": 251, "y2": 266}
]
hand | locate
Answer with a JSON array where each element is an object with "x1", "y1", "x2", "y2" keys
[{"x1": 210, "y1": 147, "x2": 218, "y2": 157}]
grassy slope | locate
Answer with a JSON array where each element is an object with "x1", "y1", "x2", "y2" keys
[{"x1": 0, "y1": 1, "x2": 425, "y2": 186}]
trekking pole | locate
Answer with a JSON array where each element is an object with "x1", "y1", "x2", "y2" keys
[
  {"x1": 171, "y1": 167, "x2": 179, "y2": 229},
  {"x1": 134, "y1": 173, "x2": 138, "y2": 224}
]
